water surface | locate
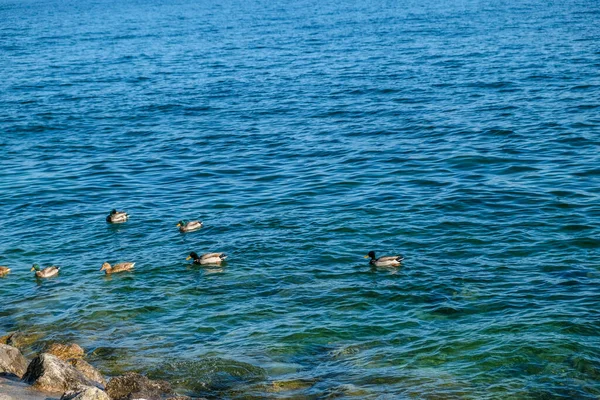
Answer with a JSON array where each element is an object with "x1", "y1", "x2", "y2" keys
[{"x1": 1, "y1": 0, "x2": 599, "y2": 398}]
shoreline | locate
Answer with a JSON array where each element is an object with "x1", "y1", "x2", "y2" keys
[
  {"x1": 0, "y1": 331, "x2": 324, "y2": 400},
  {"x1": 0, "y1": 332, "x2": 199, "y2": 400},
  {"x1": 0, "y1": 331, "x2": 325, "y2": 399}
]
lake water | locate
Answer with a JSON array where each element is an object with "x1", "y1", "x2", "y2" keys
[{"x1": 1, "y1": 0, "x2": 599, "y2": 398}]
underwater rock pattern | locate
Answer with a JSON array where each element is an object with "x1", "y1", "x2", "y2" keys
[
  {"x1": 148, "y1": 358, "x2": 267, "y2": 394},
  {"x1": 1, "y1": 332, "x2": 43, "y2": 353},
  {"x1": 105, "y1": 372, "x2": 172, "y2": 400},
  {"x1": 46, "y1": 344, "x2": 85, "y2": 361}
]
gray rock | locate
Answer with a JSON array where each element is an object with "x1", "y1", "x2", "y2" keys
[
  {"x1": 1, "y1": 375, "x2": 57, "y2": 400},
  {"x1": 60, "y1": 386, "x2": 110, "y2": 400},
  {"x1": 69, "y1": 359, "x2": 106, "y2": 387},
  {"x1": 105, "y1": 372, "x2": 173, "y2": 400},
  {"x1": 22, "y1": 353, "x2": 97, "y2": 393},
  {"x1": 0, "y1": 344, "x2": 28, "y2": 378}
]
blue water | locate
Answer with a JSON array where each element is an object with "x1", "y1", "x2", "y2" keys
[{"x1": 1, "y1": 0, "x2": 600, "y2": 398}]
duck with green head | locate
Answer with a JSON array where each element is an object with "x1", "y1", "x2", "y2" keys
[
  {"x1": 31, "y1": 264, "x2": 60, "y2": 278},
  {"x1": 177, "y1": 220, "x2": 203, "y2": 233},
  {"x1": 186, "y1": 251, "x2": 227, "y2": 265}
]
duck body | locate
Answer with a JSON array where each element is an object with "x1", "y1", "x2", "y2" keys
[
  {"x1": 100, "y1": 262, "x2": 135, "y2": 274},
  {"x1": 365, "y1": 251, "x2": 404, "y2": 267},
  {"x1": 0, "y1": 266, "x2": 10, "y2": 276},
  {"x1": 187, "y1": 251, "x2": 227, "y2": 265},
  {"x1": 177, "y1": 220, "x2": 203, "y2": 233},
  {"x1": 31, "y1": 264, "x2": 60, "y2": 278},
  {"x1": 106, "y1": 209, "x2": 129, "y2": 223}
]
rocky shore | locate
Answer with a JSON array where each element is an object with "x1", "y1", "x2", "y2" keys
[{"x1": 0, "y1": 332, "x2": 202, "y2": 400}]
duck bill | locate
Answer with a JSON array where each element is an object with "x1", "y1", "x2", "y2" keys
[
  {"x1": 30, "y1": 267, "x2": 35, "y2": 272},
  {"x1": 186, "y1": 256, "x2": 191, "y2": 260},
  {"x1": 176, "y1": 223, "x2": 181, "y2": 227},
  {"x1": 363, "y1": 255, "x2": 370, "y2": 259}
]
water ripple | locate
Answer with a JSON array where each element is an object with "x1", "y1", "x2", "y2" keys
[{"x1": 1, "y1": 0, "x2": 600, "y2": 398}]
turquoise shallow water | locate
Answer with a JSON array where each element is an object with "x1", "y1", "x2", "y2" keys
[{"x1": 1, "y1": 0, "x2": 600, "y2": 398}]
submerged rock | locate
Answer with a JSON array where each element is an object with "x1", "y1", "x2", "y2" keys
[
  {"x1": 166, "y1": 397, "x2": 205, "y2": 400},
  {"x1": 89, "y1": 346, "x2": 127, "y2": 361},
  {"x1": 267, "y1": 379, "x2": 315, "y2": 392},
  {"x1": 0, "y1": 344, "x2": 28, "y2": 378},
  {"x1": 22, "y1": 353, "x2": 97, "y2": 393},
  {"x1": 167, "y1": 397, "x2": 209, "y2": 400},
  {"x1": 46, "y1": 343, "x2": 85, "y2": 361},
  {"x1": 148, "y1": 358, "x2": 267, "y2": 393},
  {"x1": 68, "y1": 359, "x2": 106, "y2": 387},
  {"x1": 0, "y1": 332, "x2": 43, "y2": 352},
  {"x1": 60, "y1": 387, "x2": 109, "y2": 400},
  {"x1": 105, "y1": 372, "x2": 173, "y2": 400}
]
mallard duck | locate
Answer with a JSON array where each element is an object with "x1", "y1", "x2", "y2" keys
[
  {"x1": 106, "y1": 209, "x2": 129, "y2": 223},
  {"x1": 364, "y1": 251, "x2": 404, "y2": 267},
  {"x1": 100, "y1": 262, "x2": 135, "y2": 274},
  {"x1": 177, "y1": 220, "x2": 203, "y2": 233},
  {"x1": 0, "y1": 266, "x2": 10, "y2": 276},
  {"x1": 31, "y1": 264, "x2": 60, "y2": 278},
  {"x1": 186, "y1": 251, "x2": 227, "y2": 265}
]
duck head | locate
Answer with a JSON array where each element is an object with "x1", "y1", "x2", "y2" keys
[
  {"x1": 364, "y1": 251, "x2": 376, "y2": 260},
  {"x1": 186, "y1": 252, "x2": 200, "y2": 261},
  {"x1": 100, "y1": 262, "x2": 111, "y2": 272}
]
